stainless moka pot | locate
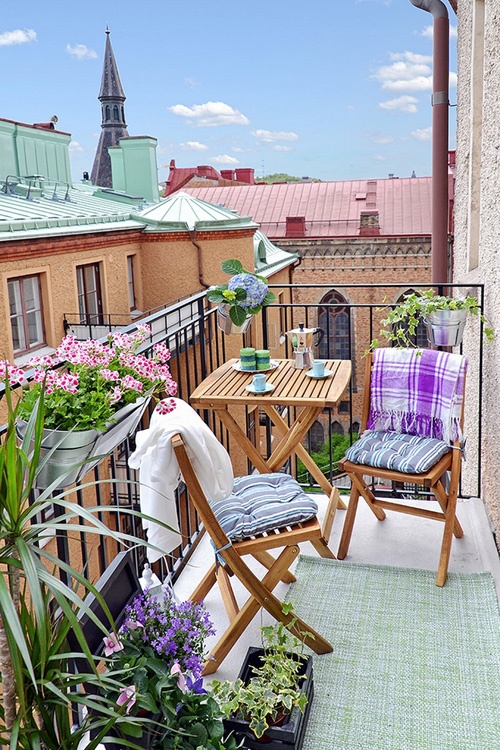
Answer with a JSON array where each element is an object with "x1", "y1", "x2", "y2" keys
[{"x1": 285, "y1": 323, "x2": 325, "y2": 369}]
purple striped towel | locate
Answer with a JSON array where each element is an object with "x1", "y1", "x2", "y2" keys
[{"x1": 366, "y1": 348, "x2": 468, "y2": 444}]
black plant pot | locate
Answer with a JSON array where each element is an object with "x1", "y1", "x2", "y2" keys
[{"x1": 223, "y1": 647, "x2": 314, "y2": 750}]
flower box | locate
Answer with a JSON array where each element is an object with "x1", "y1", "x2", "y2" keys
[
  {"x1": 18, "y1": 396, "x2": 150, "y2": 490},
  {"x1": 223, "y1": 647, "x2": 314, "y2": 750}
]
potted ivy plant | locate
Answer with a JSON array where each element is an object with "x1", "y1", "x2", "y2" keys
[
  {"x1": 372, "y1": 289, "x2": 494, "y2": 349},
  {"x1": 209, "y1": 604, "x2": 313, "y2": 750},
  {"x1": 206, "y1": 259, "x2": 276, "y2": 335}
]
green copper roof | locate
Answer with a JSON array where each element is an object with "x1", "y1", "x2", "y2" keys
[
  {"x1": 0, "y1": 180, "x2": 145, "y2": 241},
  {"x1": 254, "y1": 230, "x2": 298, "y2": 276},
  {"x1": 133, "y1": 191, "x2": 257, "y2": 232}
]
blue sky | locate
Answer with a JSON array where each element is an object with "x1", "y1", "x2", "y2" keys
[{"x1": 0, "y1": 0, "x2": 456, "y2": 185}]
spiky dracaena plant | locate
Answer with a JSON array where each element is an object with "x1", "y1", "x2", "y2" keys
[{"x1": 0, "y1": 367, "x2": 158, "y2": 749}]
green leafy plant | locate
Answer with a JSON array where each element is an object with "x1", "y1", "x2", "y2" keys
[
  {"x1": 0, "y1": 365, "x2": 155, "y2": 749},
  {"x1": 209, "y1": 604, "x2": 309, "y2": 739},
  {"x1": 371, "y1": 289, "x2": 494, "y2": 349},
  {"x1": 102, "y1": 591, "x2": 238, "y2": 749},
  {"x1": 206, "y1": 259, "x2": 276, "y2": 327}
]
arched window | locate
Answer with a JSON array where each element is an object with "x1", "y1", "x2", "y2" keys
[
  {"x1": 113, "y1": 105, "x2": 119, "y2": 121},
  {"x1": 318, "y1": 291, "x2": 351, "y2": 359},
  {"x1": 352, "y1": 421, "x2": 360, "y2": 436},
  {"x1": 308, "y1": 421, "x2": 324, "y2": 452},
  {"x1": 331, "y1": 421, "x2": 344, "y2": 435},
  {"x1": 105, "y1": 105, "x2": 110, "y2": 121},
  {"x1": 394, "y1": 290, "x2": 429, "y2": 349}
]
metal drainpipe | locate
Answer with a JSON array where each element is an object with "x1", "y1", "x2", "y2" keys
[
  {"x1": 188, "y1": 229, "x2": 211, "y2": 289},
  {"x1": 409, "y1": 0, "x2": 450, "y2": 284}
]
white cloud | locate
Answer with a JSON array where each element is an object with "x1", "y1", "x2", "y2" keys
[
  {"x1": 372, "y1": 52, "x2": 432, "y2": 92},
  {"x1": 69, "y1": 141, "x2": 84, "y2": 153},
  {"x1": 411, "y1": 126, "x2": 432, "y2": 142},
  {"x1": 379, "y1": 95, "x2": 419, "y2": 113},
  {"x1": 273, "y1": 145, "x2": 293, "y2": 152},
  {"x1": 179, "y1": 141, "x2": 209, "y2": 151},
  {"x1": 184, "y1": 77, "x2": 199, "y2": 88},
  {"x1": 66, "y1": 43, "x2": 97, "y2": 60},
  {"x1": 0, "y1": 28, "x2": 36, "y2": 46},
  {"x1": 211, "y1": 155, "x2": 240, "y2": 165},
  {"x1": 421, "y1": 24, "x2": 457, "y2": 39},
  {"x1": 371, "y1": 154, "x2": 386, "y2": 162},
  {"x1": 369, "y1": 133, "x2": 395, "y2": 144},
  {"x1": 168, "y1": 101, "x2": 249, "y2": 127},
  {"x1": 232, "y1": 146, "x2": 251, "y2": 153},
  {"x1": 252, "y1": 129, "x2": 299, "y2": 143}
]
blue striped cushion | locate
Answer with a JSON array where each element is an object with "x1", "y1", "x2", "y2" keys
[
  {"x1": 344, "y1": 430, "x2": 450, "y2": 474},
  {"x1": 211, "y1": 473, "x2": 318, "y2": 541}
]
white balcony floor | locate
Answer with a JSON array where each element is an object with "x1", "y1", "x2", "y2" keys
[{"x1": 173, "y1": 493, "x2": 500, "y2": 684}]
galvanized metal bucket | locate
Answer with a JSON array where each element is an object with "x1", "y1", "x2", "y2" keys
[
  {"x1": 18, "y1": 396, "x2": 150, "y2": 490},
  {"x1": 425, "y1": 308, "x2": 468, "y2": 347},
  {"x1": 217, "y1": 304, "x2": 253, "y2": 335}
]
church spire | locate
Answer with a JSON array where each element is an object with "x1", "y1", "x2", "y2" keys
[{"x1": 90, "y1": 29, "x2": 129, "y2": 188}]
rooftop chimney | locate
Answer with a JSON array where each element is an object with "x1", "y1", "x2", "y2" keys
[
  {"x1": 235, "y1": 168, "x2": 255, "y2": 185},
  {"x1": 359, "y1": 210, "x2": 380, "y2": 236},
  {"x1": 286, "y1": 216, "x2": 306, "y2": 238},
  {"x1": 220, "y1": 169, "x2": 235, "y2": 181}
]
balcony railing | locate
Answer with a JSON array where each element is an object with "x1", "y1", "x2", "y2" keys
[{"x1": 8, "y1": 282, "x2": 486, "y2": 586}]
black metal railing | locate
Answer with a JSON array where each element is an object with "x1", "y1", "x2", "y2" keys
[{"x1": 4, "y1": 282, "x2": 485, "y2": 585}]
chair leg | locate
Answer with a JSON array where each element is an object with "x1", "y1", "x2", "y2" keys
[
  {"x1": 253, "y1": 550, "x2": 296, "y2": 583},
  {"x1": 203, "y1": 545, "x2": 333, "y2": 674},
  {"x1": 351, "y1": 474, "x2": 387, "y2": 521},
  {"x1": 190, "y1": 563, "x2": 217, "y2": 602},
  {"x1": 216, "y1": 566, "x2": 239, "y2": 619},
  {"x1": 337, "y1": 485, "x2": 360, "y2": 560},
  {"x1": 434, "y1": 457, "x2": 462, "y2": 587},
  {"x1": 321, "y1": 487, "x2": 340, "y2": 545}
]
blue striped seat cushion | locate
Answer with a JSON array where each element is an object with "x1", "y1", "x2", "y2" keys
[
  {"x1": 344, "y1": 430, "x2": 451, "y2": 474},
  {"x1": 211, "y1": 473, "x2": 318, "y2": 541}
]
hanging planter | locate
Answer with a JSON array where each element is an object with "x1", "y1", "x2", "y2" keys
[
  {"x1": 207, "y1": 259, "x2": 276, "y2": 336},
  {"x1": 18, "y1": 396, "x2": 150, "y2": 490},
  {"x1": 371, "y1": 289, "x2": 494, "y2": 349},
  {"x1": 425, "y1": 308, "x2": 469, "y2": 348},
  {"x1": 217, "y1": 303, "x2": 253, "y2": 335}
]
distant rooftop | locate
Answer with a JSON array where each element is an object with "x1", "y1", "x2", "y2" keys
[{"x1": 185, "y1": 177, "x2": 437, "y2": 239}]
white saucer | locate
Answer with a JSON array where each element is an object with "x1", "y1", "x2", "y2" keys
[
  {"x1": 305, "y1": 369, "x2": 334, "y2": 379},
  {"x1": 245, "y1": 383, "x2": 275, "y2": 395},
  {"x1": 233, "y1": 360, "x2": 279, "y2": 374}
]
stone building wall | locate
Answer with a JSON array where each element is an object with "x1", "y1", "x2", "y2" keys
[{"x1": 453, "y1": 0, "x2": 500, "y2": 537}]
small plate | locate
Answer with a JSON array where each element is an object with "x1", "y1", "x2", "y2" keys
[
  {"x1": 305, "y1": 369, "x2": 334, "y2": 379},
  {"x1": 245, "y1": 383, "x2": 275, "y2": 395},
  {"x1": 233, "y1": 359, "x2": 279, "y2": 374}
]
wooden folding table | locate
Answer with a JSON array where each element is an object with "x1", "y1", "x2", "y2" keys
[{"x1": 190, "y1": 358, "x2": 352, "y2": 510}]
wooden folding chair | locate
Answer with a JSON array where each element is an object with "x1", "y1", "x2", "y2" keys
[
  {"x1": 337, "y1": 349, "x2": 467, "y2": 587},
  {"x1": 172, "y1": 433, "x2": 337, "y2": 675}
]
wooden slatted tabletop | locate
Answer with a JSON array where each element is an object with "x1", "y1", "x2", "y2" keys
[{"x1": 190, "y1": 358, "x2": 352, "y2": 409}]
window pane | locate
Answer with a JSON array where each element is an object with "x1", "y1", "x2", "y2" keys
[
  {"x1": 11, "y1": 317, "x2": 24, "y2": 352},
  {"x1": 8, "y1": 275, "x2": 44, "y2": 353}
]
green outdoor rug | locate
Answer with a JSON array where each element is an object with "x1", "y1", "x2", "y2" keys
[{"x1": 287, "y1": 557, "x2": 500, "y2": 750}]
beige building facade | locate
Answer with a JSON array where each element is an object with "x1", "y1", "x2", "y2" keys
[{"x1": 453, "y1": 0, "x2": 500, "y2": 538}]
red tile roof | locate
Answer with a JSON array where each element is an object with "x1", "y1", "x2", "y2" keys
[{"x1": 185, "y1": 177, "x2": 435, "y2": 239}]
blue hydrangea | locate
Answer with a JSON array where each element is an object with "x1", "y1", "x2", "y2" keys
[{"x1": 228, "y1": 272, "x2": 268, "y2": 309}]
